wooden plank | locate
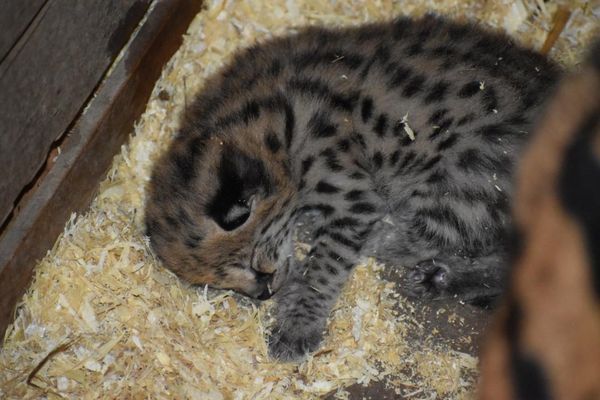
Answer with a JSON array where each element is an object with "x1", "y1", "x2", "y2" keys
[
  {"x1": 0, "y1": 0, "x2": 152, "y2": 227},
  {"x1": 0, "y1": 0, "x2": 47, "y2": 62},
  {"x1": 0, "y1": 0, "x2": 204, "y2": 341}
]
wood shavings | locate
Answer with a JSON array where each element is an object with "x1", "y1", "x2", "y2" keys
[
  {"x1": 401, "y1": 113, "x2": 416, "y2": 141},
  {"x1": 0, "y1": 1, "x2": 597, "y2": 399}
]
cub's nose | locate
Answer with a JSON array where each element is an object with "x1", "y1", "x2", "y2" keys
[{"x1": 255, "y1": 270, "x2": 274, "y2": 300}]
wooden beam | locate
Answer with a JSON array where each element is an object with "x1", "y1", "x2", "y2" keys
[
  {"x1": 0, "y1": 0, "x2": 204, "y2": 341},
  {"x1": 0, "y1": 0, "x2": 47, "y2": 62},
  {"x1": 0, "y1": 0, "x2": 152, "y2": 227}
]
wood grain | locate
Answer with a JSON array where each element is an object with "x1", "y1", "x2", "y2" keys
[
  {"x1": 0, "y1": 0, "x2": 151, "y2": 227},
  {"x1": 0, "y1": 0, "x2": 204, "y2": 341},
  {"x1": 0, "y1": 0, "x2": 47, "y2": 62}
]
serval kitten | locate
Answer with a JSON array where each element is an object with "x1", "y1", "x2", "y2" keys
[{"x1": 145, "y1": 15, "x2": 560, "y2": 360}]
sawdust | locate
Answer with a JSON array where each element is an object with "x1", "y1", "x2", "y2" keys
[{"x1": 1, "y1": 0, "x2": 598, "y2": 399}]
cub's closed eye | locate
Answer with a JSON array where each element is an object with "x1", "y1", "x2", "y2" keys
[
  {"x1": 220, "y1": 198, "x2": 253, "y2": 231},
  {"x1": 206, "y1": 145, "x2": 271, "y2": 231}
]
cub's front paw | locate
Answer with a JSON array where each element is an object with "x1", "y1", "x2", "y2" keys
[{"x1": 268, "y1": 319, "x2": 324, "y2": 362}]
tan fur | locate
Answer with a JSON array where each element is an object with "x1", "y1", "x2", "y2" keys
[
  {"x1": 145, "y1": 123, "x2": 295, "y2": 296},
  {"x1": 478, "y1": 62, "x2": 600, "y2": 399}
]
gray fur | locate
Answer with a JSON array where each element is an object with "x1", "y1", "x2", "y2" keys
[{"x1": 145, "y1": 15, "x2": 560, "y2": 361}]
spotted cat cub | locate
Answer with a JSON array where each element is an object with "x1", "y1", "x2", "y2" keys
[{"x1": 145, "y1": 15, "x2": 560, "y2": 361}]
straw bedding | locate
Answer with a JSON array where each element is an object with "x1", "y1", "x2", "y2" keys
[{"x1": 1, "y1": 0, "x2": 598, "y2": 398}]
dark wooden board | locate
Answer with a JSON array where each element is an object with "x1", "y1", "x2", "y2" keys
[
  {"x1": 0, "y1": 0, "x2": 152, "y2": 227},
  {"x1": 0, "y1": 0, "x2": 47, "y2": 62},
  {"x1": 0, "y1": 0, "x2": 204, "y2": 341}
]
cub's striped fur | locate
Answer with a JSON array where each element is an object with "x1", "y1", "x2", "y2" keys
[{"x1": 145, "y1": 15, "x2": 559, "y2": 360}]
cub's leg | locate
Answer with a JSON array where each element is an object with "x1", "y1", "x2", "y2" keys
[{"x1": 269, "y1": 189, "x2": 382, "y2": 361}]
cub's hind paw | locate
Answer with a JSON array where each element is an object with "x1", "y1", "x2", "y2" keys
[
  {"x1": 403, "y1": 260, "x2": 451, "y2": 299},
  {"x1": 268, "y1": 322, "x2": 323, "y2": 362}
]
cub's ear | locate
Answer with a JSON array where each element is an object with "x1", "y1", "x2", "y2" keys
[{"x1": 207, "y1": 146, "x2": 272, "y2": 231}]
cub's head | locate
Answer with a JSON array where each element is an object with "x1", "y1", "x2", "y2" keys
[{"x1": 145, "y1": 127, "x2": 295, "y2": 299}]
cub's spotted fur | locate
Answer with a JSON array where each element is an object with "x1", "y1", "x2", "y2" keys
[
  {"x1": 145, "y1": 15, "x2": 560, "y2": 360},
  {"x1": 479, "y1": 41, "x2": 600, "y2": 400}
]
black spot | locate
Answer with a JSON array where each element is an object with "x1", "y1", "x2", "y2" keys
[
  {"x1": 241, "y1": 100, "x2": 261, "y2": 123},
  {"x1": 328, "y1": 232, "x2": 362, "y2": 252},
  {"x1": 269, "y1": 59, "x2": 282, "y2": 76},
  {"x1": 416, "y1": 205, "x2": 467, "y2": 235},
  {"x1": 359, "y1": 52, "x2": 378, "y2": 77},
  {"x1": 373, "y1": 152, "x2": 384, "y2": 170},
  {"x1": 331, "y1": 217, "x2": 360, "y2": 229},
  {"x1": 512, "y1": 356, "x2": 552, "y2": 400},
  {"x1": 207, "y1": 147, "x2": 270, "y2": 231},
  {"x1": 315, "y1": 180, "x2": 340, "y2": 194},
  {"x1": 448, "y1": 24, "x2": 470, "y2": 40},
  {"x1": 456, "y1": 113, "x2": 475, "y2": 127},
  {"x1": 405, "y1": 154, "x2": 427, "y2": 173},
  {"x1": 284, "y1": 100, "x2": 295, "y2": 147},
  {"x1": 483, "y1": 86, "x2": 499, "y2": 114},
  {"x1": 457, "y1": 148, "x2": 511, "y2": 175},
  {"x1": 410, "y1": 218, "x2": 447, "y2": 247},
  {"x1": 424, "y1": 81, "x2": 451, "y2": 104},
  {"x1": 301, "y1": 156, "x2": 315, "y2": 176},
  {"x1": 389, "y1": 65, "x2": 413, "y2": 87},
  {"x1": 429, "y1": 117, "x2": 454, "y2": 140},
  {"x1": 476, "y1": 124, "x2": 523, "y2": 144},
  {"x1": 419, "y1": 155, "x2": 442, "y2": 172},
  {"x1": 325, "y1": 263, "x2": 339, "y2": 275},
  {"x1": 374, "y1": 44, "x2": 391, "y2": 63},
  {"x1": 392, "y1": 17, "x2": 411, "y2": 39},
  {"x1": 185, "y1": 234, "x2": 202, "y2": 249},
  {"x1": 426, "y1": 170, "x2": 447, "y2": 184},
  {"x1": 458, "y1": 81, "x2": 481, "y2": 98},
  {"x1": 308, "y1": 112, "x2": 337, "y2": 138},
  {"x1": 429, "y1": 45, "x2": 458, "y2": 60},
  {"x1": 389, "y1": 150, "x2": 401, "y2": 166},
  {"x1": 374, "y1": 114, "x2": 388, "y2": 137},
  {"x1": 505, "y1": 302, "x2": 553, "y2": 400},
  {"x1": 213, "y1": 94, "x2": 287, "y2": 129},
  {"x1": 337, "y1": 138, "x2": 351, "y2": 152},
  {"x1": 172, "y1": 151, "x2": 196, "y2": 184},
  {"x1": 349, "y1": 202, "x2": 377, "y2": 214},
  {"x1": 317, "y1": 277, "x2": 329, "y2": 286},
  {"x1": 397, "y1": 151, "x2": 416, "y2": 173},
  {"x1": 145, "y1": 218, "x2": 163, "y2": 238},
  {"x1": 328, "y1": 250, "x2": 344, "y2": 262},
  {"x1": 352, "y1": 131, "x2": 367, "y2": 148},
  {"x1": 287, "y1": 77, "x2": 357, "y2": 112},
  {"x1": 345, "y1": 190, "x2": 364, "y2": 201},
  {"x1": 349, "y1": 171, "x2": 366, "y2": 180},
  {"x1": 402, "y1": 74, "x2": 426, "y2": 97},
  {"x1": 410, "y1": 189, "x2": 429, "y2": 198},
  {"x1": 437, "y1": 132, "x2": 459, "y2": 151},
  {"x1": 320, "y1": 148, "x2": 344, "y2": 172},
  {"x1": 558, "y1": 111, "x2": 600, "y2": 297},
  {"x1": 405, "y1": 42, "x2": 423, "y2": 56},
  {"x1": 264, "y1": 131, "x2": 281, "y2": 153},
  {"x1": 361, "y1": 97, "x2": 374, "y2": 122},
  {"x1": 260, "y1": 220, "x2": 273, "y2": 235},
  {"x1": 429, "y1": 108, "x2": 449, "y2": 125}
]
